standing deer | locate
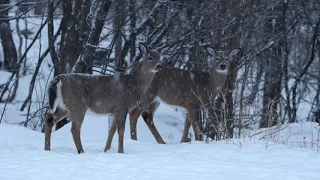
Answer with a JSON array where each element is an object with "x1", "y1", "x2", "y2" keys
[
  {"x1": 105, "y1": 47, "x2": 240, "y2": 146},
  {"x1": 44, "y1": 43, "x2": 162, "y2": 154}
]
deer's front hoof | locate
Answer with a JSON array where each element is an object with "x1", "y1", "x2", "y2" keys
[
  {"x1": 44, "y1": 146, "x2": 50, "y2": 151},
  {"x1": 77, "y1": 149, "x2": 84, "y2": 154},
  {"x1": 104, "y1": 147, "x2": 109, "y2": 153},
  {"x1": 104, "y1": 144, "x2": 111, "y2": 152}
]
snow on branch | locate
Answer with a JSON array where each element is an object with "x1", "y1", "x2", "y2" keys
[{"x1": 86, "y1": 0, "x2": 102, "y2": 28}]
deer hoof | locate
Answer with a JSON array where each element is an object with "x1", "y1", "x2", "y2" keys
[
  {"x1": 104, "y1": 147, "x2": 108, "y2": 153},
  {"x1": 78, "y1": 149, "x2": 84, "y2": 154}
]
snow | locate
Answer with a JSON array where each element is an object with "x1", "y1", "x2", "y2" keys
[
  {"x1": 0, "y1": 103, "x2": 320, "y2": 180},
  {"x1": 0, "y1": 71, "x2": 12, "y2": 84}
]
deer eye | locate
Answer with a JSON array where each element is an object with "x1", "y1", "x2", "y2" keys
[
  {"x1": 216, "y1": 57, "x2": 219, "y2": 60},
  {"x1": 149, "y1": 57, "x2": 154, "y2": 61}
]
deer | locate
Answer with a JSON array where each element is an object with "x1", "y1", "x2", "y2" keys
[
  {"x1": 104, "y1": 47, "x2": 240, "y2": 147},
  {"x1": 44, "y1": 42, "x2": 162, "y2": 154}
]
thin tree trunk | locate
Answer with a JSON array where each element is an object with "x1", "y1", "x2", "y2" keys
[
  {"x1": 224, "y1": 0, "x2": 241, "y2": 138},
  {"x1": 129, "y1": 0, "x2": 136, "y2": 62},
  {"x1": 34, "y1": 0, "x2": 45, "y2": 15},
  {"x1": 0, "y1": 0, "x2": 18, "y2": 73},
  {"x1": 260, "y1": 2, "x2": 285, "y2": 128},
  {"x1": 115, "y1": 0, "x2": 126, "y2": 72}
]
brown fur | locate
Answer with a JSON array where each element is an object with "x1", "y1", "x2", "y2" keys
[
  {"x1": 107, "y1": 47, "x2": 240, "y2": 144},
  {"x1": 44, "y1": 43, "x2": 162, "y2": 154}
]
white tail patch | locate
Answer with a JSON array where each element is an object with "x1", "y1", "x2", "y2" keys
[{"x1": 49, "y1": 81, "x2": 67, "y2": 114}]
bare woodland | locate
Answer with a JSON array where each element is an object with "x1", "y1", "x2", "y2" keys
[{"x1": 0, "y1": 0, "x2": 320, "y2": 141}]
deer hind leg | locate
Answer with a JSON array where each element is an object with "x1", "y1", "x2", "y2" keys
[
  {"x1": 104, "y1": 117, "x2": 116, "y2": 152},
  {"x1": 115, "y1": 109, "x2": 128, "y2": 153},
  {"x1": 187, "y1": 107, "x2": 203, "y2": 141},
  {"x1": 70, "y1": 109, "x2": 85, "y2": 154},
  {"x1": 129, "y1": 108, "x2": 142, "y2": 141},
  {"x1": 180, "y1": 116, "x2": 191, "y2": 143},
  {"x1": 44, "y1": 114, "x2": 54, "y2": 151},
  {"x1": 44, "y1": 108, "x2": 67, "y2": 151},
  {"x1": 141, "y1": 102, "x2": 166, "y2": 144}
]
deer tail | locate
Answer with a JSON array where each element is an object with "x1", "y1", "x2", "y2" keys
[{"x1": 48, "y1": 76, "x2": 62, "y2": 114}]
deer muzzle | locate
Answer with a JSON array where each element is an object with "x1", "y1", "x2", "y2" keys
[{"x1": 219, "y1": 63, "x2": 227, "y2": 70}]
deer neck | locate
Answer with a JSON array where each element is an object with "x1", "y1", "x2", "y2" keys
[
  {"x1": 210, "y1": 70, "x2": 228, "y2": 92},
  {"x1": 132, "y1": 63, "x2": 156, "y2": 91}
]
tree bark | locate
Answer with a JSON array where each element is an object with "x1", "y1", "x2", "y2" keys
[
  {"x1": 222, "y1": 0, "x2": 242, "y2": 138},
  {"x1": 0, "y1": 0, "x2": 18, "y2": 73},
  {"x1": 260, "y1": 1, "x2": 286, "y2": 128},
  {"x1": 115, "y1": 0, "x2": 126, "y2": 72},
  {"x1": 34, "y1": 0, "x2": 45, "y2": 15}
]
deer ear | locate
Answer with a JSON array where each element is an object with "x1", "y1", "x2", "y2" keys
[
  {"x1": 229, "y1": 48, "x2": 241, "y2": 58},
  {"x1": 139, "y1": 42, "x2": 149, "y2": 54},
  {"x1": 206, "y1": 47, "x2": 215, "y2": 57}
]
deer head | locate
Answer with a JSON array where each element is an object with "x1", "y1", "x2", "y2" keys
[
  {"x1": 206, "y1": 47, "x2": 241, "y2": 90},
  {"x1": 206, "y1": 47, "x2": 241, "y2": 75},
  {"x1": 138, "y1": 42, "x2": 162, "y2": 73}
]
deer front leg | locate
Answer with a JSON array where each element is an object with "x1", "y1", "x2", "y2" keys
[
  {"x1": 141, "y1": 102, "x2": 166, "y2": 144},
  {"x1": 115, "y1": 109, "x2": 128, "y2": 153},
  {"x1": 129, "y1": 108, "x2": 142, "y2": 141},
  {"x1": 104, "y1": 118, "x2": 117, "y2": 152},
  {"x1": 187, "y1": 107, "x2": 203, "y2": 141},
  {"x1": 70, "y1": 111, "x2": 85, "y2": 154}
]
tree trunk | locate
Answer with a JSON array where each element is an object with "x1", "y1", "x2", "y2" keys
[
  {"x1": 222, "y1": 0, "x2": 242, "y2": 138},
  {"x1": 129, "y1": 0, "x2": 136, "y2": 62},
  {"x1": 34, "y1": 0, "x2": 45, "y2": 15},
  {"x1": 0, "y1": 0, "x2": 18, "y2": 73},
  {"x1": 115, "y1": 0, "x2": 126, "y2": 72},
  {"x1": 260, "y1": 2, "x2": 285, "y2": 128}
]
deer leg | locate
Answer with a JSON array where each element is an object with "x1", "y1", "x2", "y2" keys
[
  {"x1": 70, "y1": 111, "x2": 85, "y2": 154},
  {"x1": 142, "y1": 111, "x2": 166, "y2": 144},
  {"x1": 44, "y1": 114, "x2": 54, "y2": 151},
  {"x1": 187, "y1": 108, "x2": 203, "y2": 141},
  {"x1": 115, "y1": 109, "x2": 128, "y2": 153},
  {"x1": 141, "y1": 102, "x2": 166, "y2": 144},
  {"x1": 44, "y1": 108, "x2": 67, "y2": 151},
  {"x1": 180, "y1": 116, "x2": 191, "y2": 143},
  {"x1": 129, "y1": 108, "x2": 142, "y2": 141},
  {"x1": 104, "y1": 118, "x2": 116, "y2": 152}
]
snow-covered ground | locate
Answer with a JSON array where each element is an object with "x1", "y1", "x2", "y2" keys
[{"x1": 0, "y1": 105, "x2": 319, "y2": 180}]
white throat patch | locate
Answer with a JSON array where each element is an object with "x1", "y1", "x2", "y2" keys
[{"x1": 216, "y1": 69, "x2": 228, "y2": 74}]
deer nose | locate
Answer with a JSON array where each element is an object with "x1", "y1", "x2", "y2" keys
[
  {"x1": 219, "y1": 63, "x2": 227, "y2": 70},
  {"x1": 156, "y1": 63, "x2": 162, "y2": 70}
]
